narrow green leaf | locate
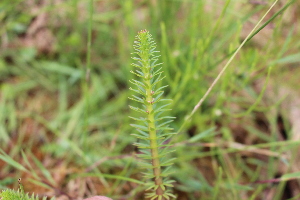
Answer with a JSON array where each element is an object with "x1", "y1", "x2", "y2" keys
[
  {"x1": 188, "y1": 127, "x2": 217, "y2": 143},
  {"x1": 129, "y1": 105, "x2": 146, "y2": 114},
  {"x1": 130, "y1": 124, "x2": 149, "y2": 131},
  {"x1": 0, "y1": 149, "x2": 28, "y2": 172},
  {"x1": 157, "y1": 120, "x2": 174, "y2": 128},
  {"x1": 128, "y1": 116, "x2": 146, "y2": 122},
  {"x1": 281, "y1": 172, "x2": 300, "y2": 181},
  {"x1": 30, "y1": 152, "x2": 56, "y2": 185}
]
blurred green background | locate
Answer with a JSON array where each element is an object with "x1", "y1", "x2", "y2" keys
[{"x1": 1, "y1": 0, "x2": 300, "y2": 199}]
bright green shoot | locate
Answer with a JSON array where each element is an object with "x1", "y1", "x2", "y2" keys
[
  {"x1": 129, "y1": 30, "x2": 176, "y2": 200},
  {"x1": 0, "y1": 179, "x2": 55, "y2": 200}
]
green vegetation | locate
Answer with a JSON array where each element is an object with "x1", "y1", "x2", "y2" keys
[
  {"x1": 1, "y1": 0, "x2": 300, "y2": 199},
  {"x1": 0, "y1": 179, "x2": 55, "y2": 200},
  {"x1": 129, "y1": 30, "x2": 176, "y2": 199}
]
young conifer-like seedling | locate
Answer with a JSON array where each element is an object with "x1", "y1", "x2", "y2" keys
[
  {"x1": 0, "y1": 179, "x2": 55, "y2": 200},
  {"x1": 129, "y1": 30, "x2": 176, "y2": 200}
]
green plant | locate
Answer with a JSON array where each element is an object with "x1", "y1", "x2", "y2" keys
[
  {"x1": 0, "y1": 179, "x2": 55, "y2": 200},
  {"x1": 129, "y1": 30, "x2": 176, "y2": 200}
]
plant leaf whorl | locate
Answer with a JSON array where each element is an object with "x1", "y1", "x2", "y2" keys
[{"x1": 129, "y1": 30, "x2": 176, "y2": 200}]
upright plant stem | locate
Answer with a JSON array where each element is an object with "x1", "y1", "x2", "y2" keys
[
  {"x1": 82, "y1": 0, "x2": 93, "y2": 146},
  {"x1": 129, "y1": 30, "x2": 175, "y2": 200},
  {"x1": 144, "y1": 63, "x2": 164, "y2": 197}
]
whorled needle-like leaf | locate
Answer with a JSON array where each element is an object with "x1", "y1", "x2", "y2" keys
[{"x1": 129, "y1": 30, "x2": 176, "y2": 200}]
